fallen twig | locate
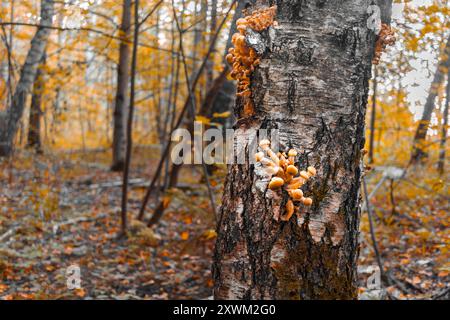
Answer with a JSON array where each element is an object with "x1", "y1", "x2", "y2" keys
[
  {"x1": 362, "y1": 170, "x2": 386, "y2": 283},
  {"x1": 0, "y1": 227, "x2": 16, "y2": 242},
  {"x1": 52, "y1": 213, "x2": 107, "y2": 235},
  {"x1": 432, "y1": 287, "x2": 450, "y2": 300}
]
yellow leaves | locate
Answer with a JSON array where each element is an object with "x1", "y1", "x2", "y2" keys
[
  {"x1": 212, "y1": 111, "x2": 231, "y2": 118},
  {"x1": 64, "y1": 245, "x2": 74, "y2": 255},
  {"x1": 430, "y1": 179, "x2": 444, "y2": 192},
  {"x1": 419, "y1": 23, "x2": 439, "y2": 37},
  {"x1": 412, "y1": 276, "x2": 421, "y2": 285},
  {"x1": 74, "y1": 288, "x2": 86, "y2": 298},
  {"x1": 406, "y1": 276, "x2": 422, "y2": 285},
  {"x1": 180, "y1": 231, "x2": 189, "y2": 241},
  {"x1": 416, "y1": 228, "x2": 432, "y2": 242},
  {"x1": 195, "y1": 116, "x2": 210, "y2": 125},
  {"x1": 162, "y1": 196, "x2": 171, "y2": 209},
  {"x1": 201, "y1": 229, "x2": 217, "y2": 240},
  {"x1": 45, "y1": 265, "x2": 56, "y2": 272},
  {"x1": 14, "y1": 32, "x2": 33, "y2": 41},
  {"x1": 405, "y1": 36, "x2": 419, "y2": 52},
  {"x1": 0, "y1": 284, "x2": 8, "y2": 294},
  {"x1": 437, "y1": 258, "x2": 450, "y2": 278},
  {"x1": 425, "y1": 4, "x2": 440, "y2": 14},
  {"x1": 400, "y1": 258, "x2": 410, "y2": 265},
  {"x1": 437, "y1": 269, "x2": 449, "y2": 278},
  {"x1": 137, "y1": 228, "x2": 160, "y2": 247}
]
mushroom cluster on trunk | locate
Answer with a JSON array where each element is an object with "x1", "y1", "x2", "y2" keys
[{"x1": 255, "y1": 139, "x2": 316, "y2": 221}]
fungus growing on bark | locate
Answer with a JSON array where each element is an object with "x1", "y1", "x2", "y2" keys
[
  {"x1": 268, "y1": 176, "x2": 284, "y2": 189},
  {"x1": 373, "y1": 23, "x2": 396, "y2": 64},
  {"x1": 289, "y1": 188, "x2": 303, "y2": 201},
  {"x1": 255, "y1": 140, "x2": 317, "y2": 221},
  {"x1": 226, "y1": 6, "x2": 278, "y2": 118}
]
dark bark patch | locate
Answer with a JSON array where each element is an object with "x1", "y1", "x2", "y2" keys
[
  {"x1": 331, "y1": 26, "x2": 361, "y2": 59},
  {"x1": 315, "y1": 0, "x2": 326, "y2": 8},
  {"x1": 270, "y1": 37, "x2": 316, "y2": 65},
  {"x1": 276, "y1": 0, "x2": 306, "y2": 21},
  {"x1": 286, "y1": 74, "x2": 297, "y2": 114},
  {"x1": 294, "y1": 39, "x2": 315, "y2": 64}
]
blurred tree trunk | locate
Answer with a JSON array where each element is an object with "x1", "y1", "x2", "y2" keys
[
  {"x1": 27, "y1": 53, "x2": 46, "y2": 153},
  {"x1": 120, "y1": 0, "x2": 141, "y2": 235},
  {"x1": 437, "y1": 68, "x2": 450, "y2": 174},
  {"x1": 111, "y1": 0, "x2": 132, "y2": 171},
  {"x1": 410, "y1": 35, "x2": 450, "y2": 164},
  {"x1": 0, "y1": 0, "x2": 54, "y2": 157},
  {"x1": 6, "y1": 0, "x2": 15, "y2": 107},
  {"x1": 206, "y1": 0, "x2": 218, "y2": 89},
  {"x1": 213, "y1": 0, "x2": 392, "y2": 300}
]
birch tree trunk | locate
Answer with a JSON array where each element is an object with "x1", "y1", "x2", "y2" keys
[
  {"x1": 0, "y1": 0, "x2": 54, "y2": 157},
  {"x1": 213, "y1": 0, "x2": 392, "y2": 300},
  {"x1": 27, "y1": 53, "x2": 46, "y2": 153},
  {"x1": 111, "y1": 0, "x2": 132, "y2": 171},
  {"x1": 410, "y1": 35, "x2": 450, "y2": 164}
]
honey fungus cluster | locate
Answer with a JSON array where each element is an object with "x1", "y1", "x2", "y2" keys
[
  {"x1": 255, "y1": 139, "x2": 317, "y2": 222},
  {"x1": 373, "y1": 24, "x2": 396, "y2": 65},
  {"x1": 226, "y1": 6, "x2": 277, "y2": 117}
]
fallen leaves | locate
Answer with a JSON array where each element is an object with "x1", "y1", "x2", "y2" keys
[
  {"x1": 0, "y1": 284, "x2": 8, "y2": 294},
  {"x1": 180, "y1": 231, "x2": 189, "y2": 241},
  {"x1": 358, "y1": 167, "x2": 449, "y2": 300}
]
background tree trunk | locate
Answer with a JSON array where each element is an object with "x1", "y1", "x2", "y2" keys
[
  {"x1": 213, "y1": 0, "x2": 392, "y2": 300},
  {"x1": 410, "y1": 35, "x2": 450, "y2": 164},
  {"x1": 27, "y1": 53, "x2": 46, "y2": 153},
  {"x1": 206, "y1": 0, "x2": 218, "y2": 89},
  {"x1": 437, "y1": 67, "x2": 449, "y2": 174},
  {"x1": 120, "y1": 0, "x2": 141, "y2": 235},
  {"x1": 111, "y1": 0, "x2": 132, "y2": 171},
  {"x1": 0, "y1": 0, "x2": 54, "y2": 157}
]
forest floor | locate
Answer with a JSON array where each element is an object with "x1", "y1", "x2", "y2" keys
[{"x1": 0, "y1": 148, "x2": 448, "y2": 300}]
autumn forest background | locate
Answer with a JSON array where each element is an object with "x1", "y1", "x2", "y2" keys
[{"x1": 0, "y1": 0, "x2": 448, "y2": 300}]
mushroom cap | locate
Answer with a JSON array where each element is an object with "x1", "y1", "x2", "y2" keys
[
  {"x1": 302, "y1": 197, "x2": 313, "y2": 206},
  {"x1": 286, "y1": 165, "x2": 298, "y2": 176},
  {"x1": 300, "y1": 171, "x2": 310, "y2": 180},
  {"x1": 255, "y1": 151, "x2": 264, "y2": 162},
  {"x1": 268, "y1": 177, "x2": 284, "y2": 190},
  {"x1": 265, "y1": 166, "x2": 279, "y2": 175},
  {"x1": 287, "y1": 177, "x2": 305, "y2": 190},
  {"x1": 259, "y1": 139, "x2": 271, "y2": 148},
  {"x1": 288, "y1": 149, "x2": 298, "y2": 157},
  {"x1": 290, "y1": 189, "x2": 304, "y2": 200},
  {"x1": 307, "y1": 166, "x2": 317, "y2": 176},
  {"x1": 237, "y1": 25, "x2": 247, "y2": 33},
  {"x1": 226, "y1": 54, "x2": 234, "y2": 64},
  {"x1": 236, "y1": 18, "x2": 248, "y2": 26},
  {"x1": 260, "y1": 157, "x2": 276, "y2": 167},
  {"x1": 232, "y1": 33, "x2": 240, "y2": 43}
]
